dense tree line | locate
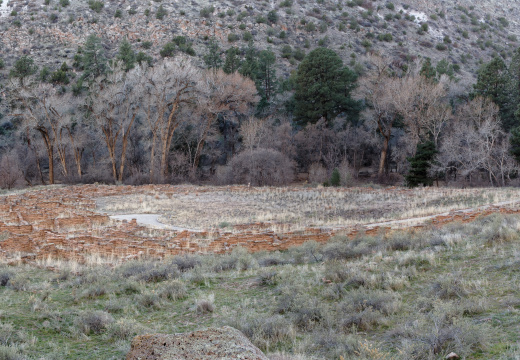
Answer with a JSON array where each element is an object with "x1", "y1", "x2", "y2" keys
[{"x1": 1, "y1": 35, "x2": 520, "y2": 188}]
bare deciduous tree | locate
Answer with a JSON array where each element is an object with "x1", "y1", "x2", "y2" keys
[
  {"x1": 356, "y1": 54, "x2": 401, "y2": 178},
  {"x1": 89, "y1": 62, "x2": 142, "y2": 182},
  {"x1": 433, "y1": 97, "x2": 517, "y2": 186},
  {"x1": 14, "y1": 84, "x2": 77, "y2": 184},
  {"x1": 141, "y1": 57, "x2": 202, "y2": 182},
  {"x1": 192, "y1": 70, "x2": 258, "y2": 170}
]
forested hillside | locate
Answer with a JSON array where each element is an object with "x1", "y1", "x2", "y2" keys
[{"x1": 1, "y1": 0, "x2": 520, "y2": 187}]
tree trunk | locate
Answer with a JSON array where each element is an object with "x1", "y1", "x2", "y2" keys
[
  {"x1": 118, "y1": 113, "x2": 137, "y2": 183},
  {"x1": 149, "y1": 133, "x2": 157, "y2": 183},
  {"x1": 378, "y1": 135, "x2": 390, "y2": 178},
  {"x1": 193, "y1": 115, "x2": 214, "y2": 170}
]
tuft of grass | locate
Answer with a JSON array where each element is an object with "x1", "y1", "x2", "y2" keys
[
  {"x1": 195, "y1": 293, "x2": 215, "y2": 314},
  {"x1": 74, "y1": 310, "x2": 114, "y2": 335},
  {"x1": 158, "y1": 280, "x2": 187, "y2": 301}
]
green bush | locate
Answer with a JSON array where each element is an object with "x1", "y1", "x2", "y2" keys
[
  {"x1": 330, "y1": 168, "x2": 340, "y2": 187},
  {"x1": 227, "y1": 33, "x2": 239, "y2": 42},
  {"x1": 88, "y1": 0, "x2": 104, "y2": 13},
  {"x1": 59, "y1": 0, "x2": 69, "y2": 7},
  {"x1": 200, "y1": 6, "x2": 214, "y2": 18},
  {"x1": 377, "y1": 33, "x2": 393, "y2": 42},
  {"x1": 267, "y1": 10, "x2": 278, "y2": 23},
  {"x1": 156, "y1": 4, "x2": 167, "y2": 20},
  {"x1": 243, "y1": 31, "x2": 253, "y2": 41}
]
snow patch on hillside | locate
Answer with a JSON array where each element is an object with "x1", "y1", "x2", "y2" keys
[{"x1": 0, "y1": 0, "x2": 10, "y2": 18}]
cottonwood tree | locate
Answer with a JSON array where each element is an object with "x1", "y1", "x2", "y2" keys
[
  {"x1": 140, "y1": 57, "x2": 202, "y2": 182},
  {"x1": 433, "y1": 97, "x2": 517, "y2": 186},
  {"x1": 356, "y1": 54, "x2": 401, "y2": 178},
  {"x1": 393, "y1": 69, "x2": 452, "y2": 149},
  {"x1": 13, "y1": 84, "x2": 78, "y2": 184},
  {"x1": 89, "y1": 62, "x2": 142, "y2": 182},
  {"x1": 192, "y1": 69, "x2": 258, "y2": 171}
]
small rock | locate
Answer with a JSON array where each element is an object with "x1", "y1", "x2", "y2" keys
[{"x1": 446, "y1": 352, "x2": 460, "y2": 360}]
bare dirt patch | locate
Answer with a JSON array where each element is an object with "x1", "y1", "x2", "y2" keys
[{"x1": 0, "y1": 184, "x2": 520, "y2": 263}]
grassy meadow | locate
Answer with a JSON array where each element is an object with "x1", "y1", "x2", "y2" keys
[{"x1": 1, "y1": 213, "x2": 520, "y2": 359}]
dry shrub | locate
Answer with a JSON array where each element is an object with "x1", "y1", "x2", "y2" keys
[
  {"x1": 388, "y1": 301, "x2": 491, "y2": 359},
  {"x1": 0, "y1": 271, "x2": 12, "y2": 287},
  {"x1": 105, "y1": 318, "x2": 147, "y2": 341},
  {"x1": 218, "y1": 148, "x2": 294, "y2": 186},
  {"x1": 170, "y1": 255, "x2": 201, "y2": 272},
  {"x1": 321, "y1": 236, "x2": 372, "y2": 261},
  {"x1": 75, "y1": 283, "x2": 109, "y2": 300},
  {"x1": 0, "y1": 323, "x2": 26, "y2": 347},
  {"x1": 308, "y1": 162, "x2": 328, "y2": 184},
  {"x1": 213, "y1": 247, "x2": 255, "y2": 272},
  {"x1": 481, "y1": 215, "x2": 520, "y2": 245},
  {"x1": 169, "y1": 152, "x2": 192, "y2": 184},
  {"x1": 195, "y1": 294, "x2": 215, "y2": 314},
  {"x1": 0, "y1": 152, "x2": 23, "y2": 190},
  {"x1": 0, "y1": 345, "x2": 25, "y2": 360},
  {"x1": 430, "y1": 275, "x2": 468, "y2": 300},
  {"x1": 341, "y1": 288, "x2": 401, "y2": 316},
  {"x1": 74, "y1": 310, "x2": 114, "y2": 335},
  {"x1": 339, "y1": 308, "x2": 385, "y2": 332},
  {"x1": 303, "y1": 329, "x2": 359, "y2": 359},
  {"x1": 257, "y1": 252, "x2": 288, "y2": 267},
  {"x1": 136, "y1": 291, "x2": 161, "y2": 309},
  {"x1": 227, "y1": 314, "x2": 295, "y2": 352},
  {"x1": 159, "y1": 280, "x2": 188, "y2": 301}
]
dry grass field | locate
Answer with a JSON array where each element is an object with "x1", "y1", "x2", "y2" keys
[{"x1": 97, "y1": 185, "x2": 520, "y2": 232}]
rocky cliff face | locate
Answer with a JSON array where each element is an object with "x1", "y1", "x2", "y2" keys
[{"x1": 0, "y1": 0, "x2": 519, "y2": 83}]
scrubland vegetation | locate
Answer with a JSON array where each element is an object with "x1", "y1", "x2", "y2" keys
[{"x1": 0, "y1": 213, "x2": 520, "y2": 359}]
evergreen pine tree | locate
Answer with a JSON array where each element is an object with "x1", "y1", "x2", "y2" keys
[
  {"x1": 10, "y1": 56, "x2": 38, "y2": 86},
  {"x1": 239, "y1": 41, "x2": 258, "y2": 81},
  {"x1": 510, "y1": 126, "x2": 520, "y2": 163},
  {"x1": 420, "y1": 57, "x2": 437, "y2": 80},
  {"x1": 473, "y1": 57, "x2": 514, "y2": 130},
  {"x1": 330, "y1": 168, "x2": 341, "y2": 187},
  {"x1": 223, "y1": 47, "x2": 241, "y2": 74},
  {"x1": 405, "y1": 141, "x2": 437, "y2": 187},
  {"x1": 82, "y1": 34, "x2": 107, "y2": 81},
  {"x1": 293, "y1": 47, "x2": 359, "y2": 126},
  {"x1": 117, "y1": 39, "x2": 136, "y2": 71},
  {"x1": 203, "y1": 37, "x2": 222, "y2": 71},
  {"x1": 256, "y1": 49, "x2": 277, "y2": 105}
]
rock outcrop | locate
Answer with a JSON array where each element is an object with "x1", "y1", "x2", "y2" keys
[{"x1": 126, "y1": 326, "x2": 269, "y2": 360}]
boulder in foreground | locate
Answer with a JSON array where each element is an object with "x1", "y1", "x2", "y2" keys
[{"x1": 126, "y1": 326, "x2": 269, "y2": 360}]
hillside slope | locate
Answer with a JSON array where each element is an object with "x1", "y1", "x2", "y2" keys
[{"x1": 1, "y1": 0, "x2": 519, "y2": 83}]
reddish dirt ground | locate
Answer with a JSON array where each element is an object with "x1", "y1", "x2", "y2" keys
[{"x1": 0, "y1": 184, "x2": 519, "y2": 264}]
